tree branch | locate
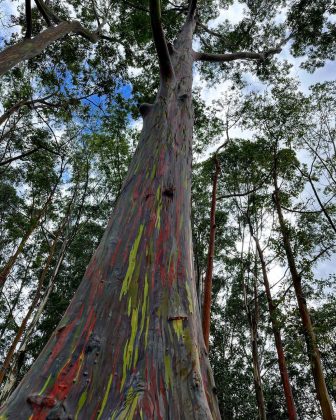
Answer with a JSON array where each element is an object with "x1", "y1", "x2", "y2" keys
[
  {"x1": 218, "y1": 184, "x2": 264, "y2": 200},
  {"x1": 298, "y1": 244, "x2": 335, "y2": 276},
  {"x1": 0, "y1": 94, "x2": 55, "y2": 125},
  {"x1": 0, "y1": 21, "x2": 99, "y2": 77},
  {"x1": 194, "y1": 47, "x2": 282, "y2": 63},
  {"x1": 188, "y1": 0, "x2": 198, "y2": 20},
  {"x1": 196, "y1": 21, "x2": 223, "y2": 39},
  {"x1": 34, "y1": 0, "x2": 61, "y2": 24},
  {"x1": 124, "y1": 0, "x2": 149, "y2": 13},
  {"x1": 0, "y1": 148, "x2": 41, "y2": 166},
  {"x1": 280, "y1": 205, "x2": 322, "y2": 215},
  {"x1": 149, "y1": 0, "x2": 174, "y2": 81},
  {"x1": 194, "y1": 33, "x2": 294, "y2": 63}
]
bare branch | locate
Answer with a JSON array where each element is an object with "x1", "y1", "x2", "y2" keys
[
  {"x1": 25, "y1": 0, "x2": 32, "y2": 38},
  {"x1": 298, "y1": 244, "x2": 335, "y2": 276},
  {"x1": 149, "y1": 0, "x2": 174, "y2": 81},
  {"x1": 124, "y1": 1, "x2": 149, "y2": 13},
  {"x1": 194, "y1": 33, "x2": 294, "y2": 63},
  {"x1": 0, "y1": 21, "x2": 99, "y2": 77},
  {"x1": 218, "y1": 184, "x2": 264, "y2": 200},
  {"x1": 280, "y1": 205, "x2": 322, "y2": 215},
  {"x1": 34, "y1": 0, "x2": 61, "y2": 24},
  {"x1": 0, "y1": 148, "x2": 41, "y2": 166},
  {"x1": 196, "y1": 21, "x2": 223, "y2": 39},
  {"x1": 0, "y1": 94, "x2": 55, "y2": 125},
  {"x1": 194, "y1": 47, "x2": 282, "y2": 63}
]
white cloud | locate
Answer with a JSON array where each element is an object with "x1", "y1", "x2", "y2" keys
[{"x1": 208, "y1": 1, "x2": 245, "y2": 28}]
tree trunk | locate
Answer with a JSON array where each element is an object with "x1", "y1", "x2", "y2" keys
[
  {"x1": 248, "y1": 219, "x2": 298, "y2": 419},
  {"x1": 0, "y1": 18, "x2": 220, "y2": 419},
  {"x1": 202, "y1": 156, "x2": 220, "y2": 350},
  {"x1": 273, "y1": 182, "x2": 335, "y2": 420}
]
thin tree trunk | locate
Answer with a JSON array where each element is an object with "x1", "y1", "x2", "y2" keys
[
  {"x1": 307, "y1": 175, "x2": 336, "y2": 235},
  {"x1": 0, "y1": 257, "x2": 32, "y2": 342},
  {"x1": 241, "y1": 235, "x2": 267, "y2": 420},
  {"x1": 0, "y1": 179, "x2": 85, "y2": 399},
  {"x1": 0, "y1": 21, "x2": 98, "y2": 77},
  {"x1": 0, "y1": 174, "x2": 60, "y2": 290},
  {"x1": 248, "y1": 218, "x2": 298, "y2": 419},
  {"x1": 0, "y1": 237, "x2": 69, "y2": 403},
  {"x1": 251, "y1": 270, "x2": 267, "y2": 420},
  {"x1": 0, "y1": 221, "x2": 65, "y2": 386},
  {"x1": 273, "y1": 180, "x2": 335, "y2": 420},
  {"x1": 0, "y1": 13, "x2": 220, "y2": 419},
  {"x1": 202, "y1": 155, "x2": 220, "y2": 350}
]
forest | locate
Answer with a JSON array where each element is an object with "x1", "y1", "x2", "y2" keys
[{"x1": 0, "y1": 0, "x2": 335, "y2": 419}]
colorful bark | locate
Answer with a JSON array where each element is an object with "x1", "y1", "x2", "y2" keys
[{"x1": 0, "y1": 18, "x2": 220, "y2": 420}]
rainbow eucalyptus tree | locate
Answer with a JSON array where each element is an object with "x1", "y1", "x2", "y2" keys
[{"x1": 0, "y1": 0, "x2": 308, "y2": 418}]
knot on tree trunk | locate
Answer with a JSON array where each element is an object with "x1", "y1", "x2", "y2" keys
[
  {"x1": 163, "y1": 186, "x2": 175, "y2": 199},
  {"x1": 138, "y1": 103, "x2": 153, "y2": 118},
  {"x1": 167, "y1": 42, "x2": 176, "y2": 55},
  {"x1": 178, "y1": 93, "x2": 189, "y2": 102},
  {"x1": 27, "y1": 394, "x2": 57, "y2": 408}
]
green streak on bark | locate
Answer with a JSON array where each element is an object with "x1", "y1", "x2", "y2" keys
[
  {"x1": 38, "y1": 374, "x2": 52, "y2": 395},
  {"x1": 120, "y1": 224, "x2": 145, "y2": 299},
  {"x1": 97, "y1": 374, "x2": 113, "y2": 420},
  {"x1": 75, "y1": 389, "x2": 87, "y2": 420}
]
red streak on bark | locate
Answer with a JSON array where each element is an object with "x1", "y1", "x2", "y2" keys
[
  {"x1": 30, "y1": 308, "x2": 96, "y2": 419},
  {"x1": 157, "y1": 148, "x2": 166, "y2": 177},
  {"x1": 44, "y1": 309, "x2": 82, "y2": 370},
  {"x1": 168, "y1": 256, "x2": 176, "y2": 287}
]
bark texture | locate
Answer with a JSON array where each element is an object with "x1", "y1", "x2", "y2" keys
[{"x1": 0, "y1": 18, "x2": 220, "y2": 420}]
